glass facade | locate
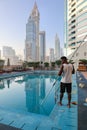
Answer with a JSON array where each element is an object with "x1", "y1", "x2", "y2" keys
[
  {"x1": 25, "y1": 17, "x2": 36, "y2": 61},
  {"x1": 64, "y1": 0, "x2": 68, "y2": 56},
  {"x1": 39, "y1": 31, "x2": 45, "y2": 62},
  {"x1": 25, "y1": 2, "x2": 40, "y2": 62},
  {"x1": 55, "y1": 34, "x2": 60, "y2": 60}
]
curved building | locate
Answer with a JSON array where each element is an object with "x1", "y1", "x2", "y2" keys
[{"x1": 64, "y1": 0, "x2": 87, "y2": 56}]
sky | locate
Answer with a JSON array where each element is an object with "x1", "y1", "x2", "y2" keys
[{"x1": 0, "y1": 0, "x2": 64, "y2": 57}]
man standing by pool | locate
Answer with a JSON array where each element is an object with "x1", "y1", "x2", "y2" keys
[{"x1": 58, "y1": 56, "x2": 75, "y2": 108}]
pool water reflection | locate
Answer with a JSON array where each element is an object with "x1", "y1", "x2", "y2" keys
[{"x1": 0, "y1": 74, "x2": 60, "y2": 116}]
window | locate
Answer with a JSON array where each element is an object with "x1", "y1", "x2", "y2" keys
[
  {"x1": 71, "y1": 31, "x2": 75, "y2": 34},
  {"x1": 71, "y1": 3, "x2": 76, "y2": 7},
  {"x1": 71, "y1": 20, "x2": 76, "y2": 23},
  {"x1": 71, "y1": 8, "x2": 76, "y2": 13},
  {"x1": 71, "y1": 37, "x2": 76, "y2": 40},
  {"x1": 71, "y1": 14, "x2": 76, "y2": 18},
  {"x1": 71, "y1": 25, "x2": 75, "y2": 29}
]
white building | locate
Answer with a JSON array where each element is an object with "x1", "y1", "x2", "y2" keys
[
  {"x1": 64, "y1": 0, "x2": 87, "y2": 66},
  {"x1": 55, "y1": 34, "x2": 60, "y2": 60},
  {"x1": 3, "y1": 46, "x2": 20, "y2": 65},
  {"x1": 25, "y1": 2, "x2": 40, "y2": 62},
  {"x1": 39, "y1": 31, "x2": 46, "y2": 62},
  {"x1": 64, "y1": 0, "x2": 87, "y2": 58},
  {"x1": 45, "y1": 56, "x2": 49, "y2": 63},
  {"x1": 49, "y1": 48, "x2": 54, "y2": 62}
]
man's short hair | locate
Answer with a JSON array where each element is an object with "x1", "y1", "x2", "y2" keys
[{"x1": 61, "y1": 56, "x2": 67, "y2": 60}]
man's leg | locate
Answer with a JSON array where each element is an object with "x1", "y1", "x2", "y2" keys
[
  {"x1": 59, "y1": 92, "x2": 64, "y2": 105},
  {"x1": 67, "y1": 83, "x2": 72, "y2": 108},
  {"x1": 67, "y1": 93, "x2": 71, "y2": 108},
  {"x1": 58, "y1": 82, "x2": 65, "y2": 105}
]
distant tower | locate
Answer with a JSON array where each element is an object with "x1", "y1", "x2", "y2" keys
[
  {"x1": 25, "y1": 16, "x2": 36, "y2": 61},
  {"x1": 49, "y1": 48, "x2": 54, "y2": 62},
  {"x1": 60, "y1": 47, "x2": 64, "y2": 57},
  {"x1": 39, "y1": 31, "x2": 46, "y2": 62},
  {"x1": 3, "y1": 46, "x2": 19, "y2": 65},
  {"x1": 25, "y1": 2, "x2": 40, "y2": 62},
  {"x1": 55, "y1": 34, "x2": 60, "y2": 60}
]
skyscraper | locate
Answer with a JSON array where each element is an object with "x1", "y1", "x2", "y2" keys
[
  {"x1": 39, "y1": 31, "x2": 46, "y2": 62},
  {"x1": 25, "y1": 16, "x2": 36, "y2": 61},
  {"x1": 49, "y1": 48, "x2": 54, "y2": 62},
  {"x1": 64, "y1": 0, "x2": 87, "y2": 56},
  {"x1": 55, "y1": 34, "x2": 60, "y2": 60},
  {"x1": 25, "y1": 2, "x2": 40, "y2": 62}
]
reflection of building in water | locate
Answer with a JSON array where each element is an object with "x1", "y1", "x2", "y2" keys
[
  {"x1": 54, "y1": 80, "x2": 60, "y2": 104},
  {"x1": 40, "y1": 75, "x2": 46, "y2": 99},
  {"x1": 15, "y1": 76, "x2": 25, "y2": 84},
  {"x1": 25, "y1": 75, "x2": 46, "y2": 114},
  {"x1": 0, "y1": 80, "x2": 5, "y2": 89},
  {"x1": 25, "y1": 76, "x2": 40, "y2": 113},
  {"x1": 7, "y1": 79, "x2": 10, "y2": 88},
  {"x1": 50, "y1": 75, "x2": 55, "y2": 83}
]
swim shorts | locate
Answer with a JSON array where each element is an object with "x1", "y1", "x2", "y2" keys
[{"x1": 60, "y1": 82, "x2": 72, "y2": 93}]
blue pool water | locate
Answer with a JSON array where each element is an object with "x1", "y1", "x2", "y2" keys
[{"x1": 0, "y1": 73, "x2": 60, "y2": 116}]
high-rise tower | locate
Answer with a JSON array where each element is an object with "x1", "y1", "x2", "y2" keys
[
  {"x1": 39, "y1": 31, "x2": 46, "y2": 62},
  {"x1": 55, "y1": 34, "x2": 60, "y2": 60},
  {"x1": 64, "y1": 0, "x2": 87, "y2": 56},
  {"x1": 25, "y1": 2, "x2": 40, "y2": 62},
  {"x1": 49, "y1": 48, "x2": 54, "y2": 62}
]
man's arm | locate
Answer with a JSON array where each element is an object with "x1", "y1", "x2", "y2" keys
[
  {"x1": 72, "y1": 65, "x2": 75, "y2": 74},
  {"x1": 58, "y1": 65, "x2": 63, "y2": 76}
]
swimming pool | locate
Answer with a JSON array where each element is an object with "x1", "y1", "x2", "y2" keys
[{"x1": 0, "y1": 72, "x2": 60, "y2": 116}]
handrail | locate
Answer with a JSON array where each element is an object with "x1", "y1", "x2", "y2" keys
[
  {"x1": 70, "y1": 35, "x2": 87, "y2": 60},
  {"x1": 53, "y1": 35, "x2": 87, "y2": 86}
]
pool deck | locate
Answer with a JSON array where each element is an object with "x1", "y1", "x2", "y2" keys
[
  {"x1": 77, "y1": 71, "x2": 87, "y2": 130},
  {"x1": 81, "y1": 72, "x2": 87, "y2": 79}
]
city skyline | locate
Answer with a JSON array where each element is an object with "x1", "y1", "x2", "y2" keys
[{"x1": 0, "y1": 0, "x2": 64, "y2": 57}]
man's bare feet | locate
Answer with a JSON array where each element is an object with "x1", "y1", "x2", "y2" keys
[
  {"x1": 58, "y1": 102, "x2": 62, "y2": 106},
  {"x1": 67, "y1": 104, "x2": 71, "y2": 108}
]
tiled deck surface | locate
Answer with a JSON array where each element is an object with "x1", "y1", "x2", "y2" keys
[
  {"x1": 77, "y1": 71, "x2": 87, "y2": 130},
  {"x1": 0, "y1": 123, "x2": 20, "y2": 130},
  {"x1": 81, "y1": 72, "x2": 87, "y2": 79},
  {"x1": 0, "y1": 73, "x2": 77, "y2": 130}
]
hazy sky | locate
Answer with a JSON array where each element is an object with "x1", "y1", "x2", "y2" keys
[{"x1": 0, "y1": 0, "x2": 64, "y2": 56}]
